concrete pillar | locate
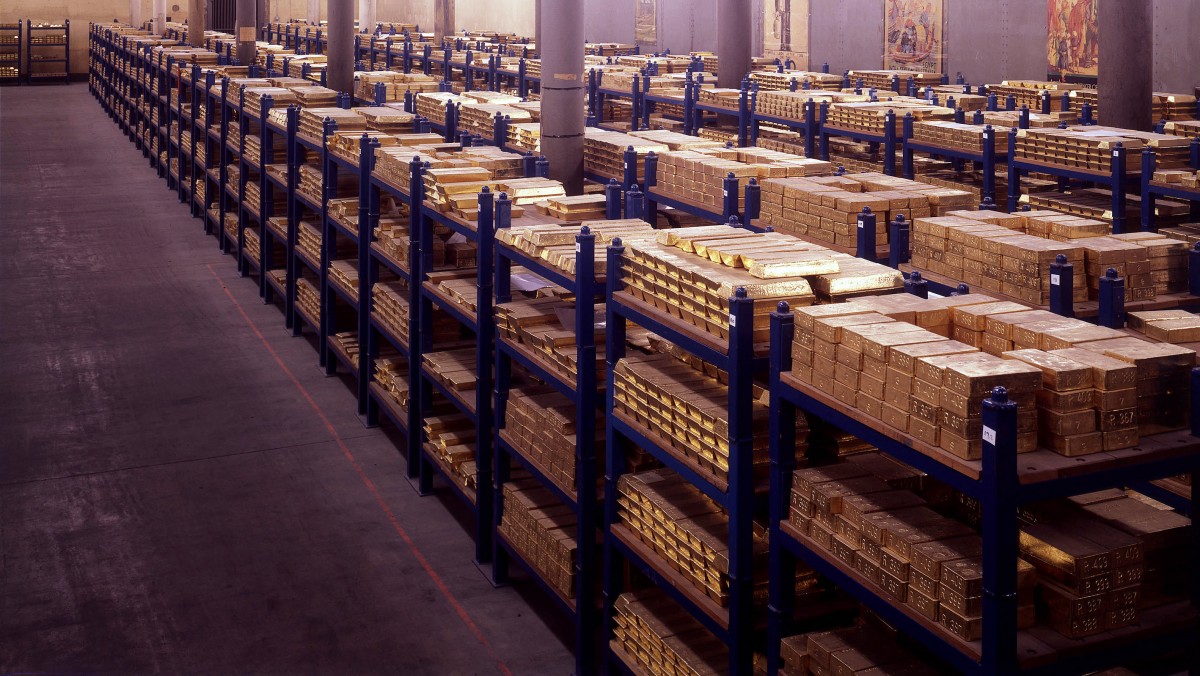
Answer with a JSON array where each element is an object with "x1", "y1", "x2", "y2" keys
[
  {"x1": 434, "y1": 0, "x2": 454, "y2": 41},
  {"x1": 717, "y1": 0, "x2": 752, "y2": 89},
  {"x1": 307, "y1": 0, "x2": 320, "y2": 24},
  {"x1": 359, "y1": 0, "x2": 377, "y2": 34},
  {"x1": 257, "y1": 0, "x2": 268, "y2": 37},
  {"x1": 188, "y1": 0, "x2": 205, "y2": 45},
  {"x1": 540, "y1": 0, "x2": 585, "y2": 192},
  {"x1": 236, "y1": 0, "x2": 255, "y2": 64},
  {"x1": 153, "y1": 0, "x2": 165, "y2": 35},
  {"x1": 1098, "y1": 0, "x2": 1152, "y2": 130},
  {"x1": 328, "y1": 0, "x2": 355, "y2": 93},
  {"x1": 130, "y1": 0, "x2": 142, "y2": 29},
  {"x1": 535, "y1": 0, "x2": 542, "y2": 46}
]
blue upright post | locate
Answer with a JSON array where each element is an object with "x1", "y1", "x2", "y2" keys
[
  {"x1": 475, "y1": 187, "x2": 496, "y2": 567},
  {"x1": 622, "y1": 145, "x2": 637, "y2": 191},
  {"x1": 766, "y1": 303, "x2": 797, "y2": 676},
  {"x1": 726, "y1": 287, "x2": 756, "y2": 674},
  {"x1": 819, "y1": 101, "x2": 830, "y2": 160},
  {"x1": 1098, "y1": 268, "x2": 1126, "y2": 328},
  {"x1": 888, "y1": 214, "x2": 909, "y2": 268},
  {"x1": 857, "y1": 207, "x2": 877, "y2": 261},
  {"x1": 980, "y1": 386, "x2": 1019, "y2": 676},
  {"x1": 1007, "y1": 127, "x2": 1021, "y2": 213},
  {"x1": 905, "y1": 270, "x2": 928, "y2": 298},
  {"x1": 1049, "y1": 254, "x2": 1075, "y2": 318},
  {"x1": 535, "y1": 156, "x2": 550, "y2": 178},
  {"x1": 974, "y1": 109, "x2": 984, "y2": 125},
  {"x1": 605, "y1": 179, "x2": 622, "y2": 220},
  {"x1": 1005, "y1": 94, "x2": 1016, "y2": 111},
  {"x1": 1141, "y1": 148, "x2": 1156, "y2": 232},
  {"x1": 1191, "y1": 243, "x2": 1200, "y2": 296},
  {"x1": 493, "y1": 112, "x2": 507, "y2": 148},
  {"x1": 884, "y1": 110, "x2": 897, "y2": 176},
  {"x1": 572, "y1": 226, "x2": 599, "y2": 676},
  {"x1": 625, "y1": 184, "x2": 645, "y2": 220},
  {"x1": 987, "y1": 92, "x2": 998, "y2": 112},
  {"x1": 722, "y1": 173, "x2": 739, "y2": 221},
  {"x1": 982, "y1": 125, "x2": 997, "y2": 208},
  {"x1": 644, "y1": 153, "x2": 659, "y2": 224},
  {"x1": 744, "y1": 179, "x2": 761, "y2": 224},
  {"x1": 1111, "y1": 143, "x2": 1128, "y2": 234},
  {"x1": 803, "y1": 100, "x2": 816, "y2": 158},
  {"x1": 1041, "y1": 90, "x2": 1051, "y2": 115},
  {"x1": 443, "y1": 101, "x2": 455, "y2": 142},
  {"x1": 902, "y1": 113, "x2": 915, "y2": 180}
]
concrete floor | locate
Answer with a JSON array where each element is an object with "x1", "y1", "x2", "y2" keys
[{"x1": 0, "y1": 84, "x2": 572, "y2": 674}]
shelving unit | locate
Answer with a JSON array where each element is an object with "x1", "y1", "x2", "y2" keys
[
  {"x1": 602, "y1": 239, "x2": 766, "y2": 676},
  {"x1": 766, "y1": 304, "x2": 1200, "y2": 675},
  {"x1": 0, "y1": 21, "x2": 21, "y2": 83},
  {"x1": 491, "y1": 212, "x2": 607, "y2": 676},
  {"x1": 26, "y1": 20, "x2": 69, "y2": 84},
  {"x1": 1140, "y1": 144, "x2": 1200, "y2": 230}
]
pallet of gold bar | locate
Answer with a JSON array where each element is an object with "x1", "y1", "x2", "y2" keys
[
  {"x1": 1013, "y1": 126, "x2": 1192, "y2": 173},
  {"x1": 786, "y1": 291, "x2": 1194, "y2": 463}
]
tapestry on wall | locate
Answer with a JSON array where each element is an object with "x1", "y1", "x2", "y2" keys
[
  {"x1": 763, "y1": 0, "x2": 810, "y2": 69},
  {"x1": 1047, "y1": 0, "x2": 1098, "y2": 82},
  {"x1": 635, "y1": 0, "x2": 657, "y2": 47},
  {"x1": 884, "y1": 0, "x2": 943, "y2": 74}
]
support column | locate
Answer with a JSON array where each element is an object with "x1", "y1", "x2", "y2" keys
[
  {"x1": 1098, "y1": 0, "x2": 1152, "y2": 130},
  {"x1": 328, "y1": 0, "x2": 355, "y2": 93},
  {"x1": 434, "y1": 0, "x2": 454, "y2": 42},
  {"x1": 153, "y1": 0, "x2": 165, "y2": 35},
  {"x1": 257, "y1": 0, "x2": 268, "y2": 36},
  {"x1": 358, "y1": 0, "x2": 377, "y2": 34},
  {"x1": 188, "y1": 0, "x2": 205, "y2": 45},
  {"x1": 535, "y1": 0, "x2": 542, "y2": 47},
  {"x1": 307, "y1": 0, "x2": 320, "y2": 25},
  {"x1": 236, "y1": 0, "x2": 255, "y2": 64},
  {"x1": 130, "y1": 0, "x2": 142, "y2": 29},
  {"x1": 717, "y1": 0, "x2": 752, "y2": 89},
  {"x1": 540, "y1": 0, "x2": 585, "y2": 192}
]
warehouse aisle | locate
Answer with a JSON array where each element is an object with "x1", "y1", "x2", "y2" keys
[{"x1": 0, "y1": 85, "x2": 571, "y2": 674}]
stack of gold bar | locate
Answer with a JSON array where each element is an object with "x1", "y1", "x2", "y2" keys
[
  {"x1": 616, "y1": 468, "x2": 769, "y2": 604},
  {"x1": 1020, "y1": 188, "x2": 1193, "y2": 227},
  {"x1": 1001, "y1": 349, "x2": 1110, "y2": 455},
  {"x1": 241, "y1": 86, "x2": 298, "y2": 118},
  {"x1": 1076, "y1": 237, "x2": 1156, "y2": 302},
  {"x1": 504, "y1": 122, "x2": 541, "y2": 153},
  {"x1": 1152, "y1": 92, "x2": 1199, "y2": 121},
  {"x1": 1110, "y1": 232, "x2": 1190, "y2": 295},
  {"x1": 1129, "y1": 310, "x2": 1200, "y2": 343},
  {"x1": 989, "y1": 80, "x2": 1083, "y2": 111},
  {"x1": 423, "y1": 413, "x2": 478, "y2": 500},
  {"x1": 497, "y1": 219, "x2": 658, "y2": 278},
  {"x1": 298, "y1": 107, "x2": 366, "y2": 142},
  {"x1": 502, "y1": 386, "x2": 603, "y2": 494},
  {"x1": 295, "y1": 278, "x2": 321, "y2": 324},
  {"x1": 285, "y1": 85, "x2": 335, "y2": 108},
  {"x1": 373, "y1": 356, "x2": 409, "y2": 413},
  {"x1": 623, "y1": 229, "x2": 821, "y2": 341},
  {"x1": 498, "y1": 479, "x2": 578, "y2": 599},
  {"x1": 583, "y1": 130, "x2": 669, "y2": 182},
  {"x1": 848, "y1": 70, "x2": 944, "y2": 91},
  {"x1": 1076, "y1": 337, "x2": 1195, "y2": 434},
  {"x1": 759, "y1": 172, "x2": 974, "y2": 249},
  {"x1": 329, "y1": 129, "x2": 398, "y2": 163},
  {"x1": 613, "y1": 352, "x2": 810, "y2": 483},
  {"x1": 373, "y1": 218, "x2": 420, "y2": 269},
  {"x1": 327, "y1": 331, "x2": 358, "y2": 368},
  {"x1": 753, "y1": 91, "x2": 841, "y2": 123},
  {"x1": 354, "y1": 71, "x2": 441, "y2": 102},
  {"x1": 1159, "y1": 222, "x2": 1200, "y2": 245},
  {"x1": 627, "y1": 129, "x2": 723, "y2": 151},
  {"x1": 1075, "y1": 490, "x2": 1192, "y2": 610},
  {"x1": 532, "y1": 194, "x2": 607, "y2": 220},
  {"x1": 749, "y1": 69, "x2": 844, "y2": 92},
  {"x1": 981, "y1": 109, "x2": 1077, "y2": 128},
  {"x1": 328, "y1": 260, "x2": 359, "y2": 303},
  {"x1": 1019, "y1": 500, "x2": 1145, "y2": 637},
  {"x1": 1153, "y1": 167, "x2": 1200, "y2": 191},
  {"x1": 612, "y1": 589, "x2": 726, "y2": 676},
  {"x1": 297, "y1": 218, "x2": 345, "y2": 268},
  {"x1": 427, "y1": 271, "x2": 479, "y2": 314},
  {"x1": 287, "y1": 55, "x2": 327, "y2": 83},
  {"x1": 824, "y1": 99, "x2": 955, "y2": 137},
  {"x1": 225, "y1": 77, "x2": 272, "y2": 103},
  {"x1": 1164, "y1": 120, "x2": 1200, "y2": 140},
  {"x1": 909, "y1": 214, "x2": 1088, "y2": 305},
  {"x1": 697, "y1": 87, "x2": 741, "y2": 109},
  {"x1": 356, "y1": 105, "x2": 419, "y2": 134},
  {"x1": 1042, "y1": 347, "x2": 1139, "y2": 452},
  {"x1": 1014, "y1": 126, "x2": 1192, "y2": 173},
  {"x1": 423, "y1": 347, "x2": 479, "y2": 396},
  {"x1": 414, "y1": 91, "x2": 465, "y2": 123},
  {"x1": 910, "y1": 120, "x2": 1005, "y2": 154},
  {"x1": 779, "y1": 625, "x2": 939, "y2": 676},
  {"x1": 458, "y1": 103, "x2": 534, "y2": 139},
  {"x1": 194, "y1": 179, "x2": 206, "y2": 207},
  {"x1": 655, "y1": 148, "x2": 835, "y2": 213},
  {"x1": 495, "y1": 296, "x2": 602, "y2": 371}
]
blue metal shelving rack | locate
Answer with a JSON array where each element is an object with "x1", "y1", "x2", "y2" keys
[
  {"x1": 765, "y1": 304, "x2": 1200, "y2": 675},
  {"x1": 26, "y1": 19, "x2": 69, "y2": 84},
  {"x1": 2, "y1": 21, "x2": 23, "y2": 85},
  {"x1": 602, "y1": 239, "x2": 764, "y2": 676},
  {"x1": 819, "y1": 103, "x2": 900, "y2": 176},
  {"x1": 1140, "y1": 144, "x2": 1200, "y2": 231},
  {"x1": 491, "y1": 213, "x2": 609, "y2": 676}
]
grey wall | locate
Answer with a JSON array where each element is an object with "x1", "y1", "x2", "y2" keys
[
  {"x1": 809, "y1": 0, "x2": 883, "y2": 73},
  {"x1": 1152, "y1": 0, "x2": 1200, "y2": 92},
  {"x1": 944, "y1": 0, "x2": 1046, "y2": 85},
  {"x1": 585, "y1": 0, "x2": 717, "y2": 55}
]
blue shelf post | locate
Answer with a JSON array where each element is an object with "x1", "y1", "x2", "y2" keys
[
  {"x1": 766, "y1": 303, "x2": 798, "y2": 675},
  {"x1": 356, "y1": 134, "x2": 380, "y2": 416},
  {"x1": 1110, "y1": 143, "x2": 1128, "y2": 235},
  {"x1": 856, "y1": 207, "x2": 877, "y2": 261},
  {"x1": 723, "y1": 173, "x2": 739, "y2": 221},
  {"x1": 605, "y1": 180, "x2": 622, "y2": 219},
  {"x1": 1190, "y1": 243, "x2": 1200, "y2": 297},
  {"x1": 1097, "y1": 268, "x2": 1125, "y2": 329},
  {"x1": 980, "y1": 387, "x2": 1020, "y2": 675},
  {"x1": 905, "y1": 270, "x2": 928, "y2": 298},
  {"x1": 1048, "y1": 254, "x2": 1075, "y2": 318},
  {"x1": 888, "y1": 214, "x2": 909, "y2": 269},
  {"x1": 644, "y1": 152, "x2": 659, "y2": 223}
]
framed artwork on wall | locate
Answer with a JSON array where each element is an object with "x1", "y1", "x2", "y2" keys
[
  {"x1": 635, "y1": 0, "x2": 657, "y2": 47},
  {"x1": 1047, "y1": 0, "x2": 1098, "y2": 82},
  {"x1": 884, "y1": 0, "x2": 943, "y2": 74},
  {"x1": 763, "y1": 0, "x2": 810, "y2": 69}
]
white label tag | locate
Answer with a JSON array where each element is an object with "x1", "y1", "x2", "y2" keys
[
  {"x1": 857, "y1": 218, "x2": 864, "y2": 229},
  {"x1": 982, "y1": 426, "x2": 996, "y2": 445},
  {"x1": 722, "y1": 189, "x2": 728, "y2": 198},
  {"x1": 575, "y1": 242, "x2": 581, "y2": 253},
  {"x1": 728, "y1": 313, "x2": 736, "y2": 327},
  {"x1": 1112, "y1": 150, "x2": 1119, "y2": 157},
  {"x1": 1051, "y1": 274, "x2": 1060, "y2": 286}
]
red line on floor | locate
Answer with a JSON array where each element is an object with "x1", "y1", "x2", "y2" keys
[{"x1": 207, "y1": 264, "x2": 513, "y2": 676}]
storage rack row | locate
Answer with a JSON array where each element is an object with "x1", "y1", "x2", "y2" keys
[
  {"x1": 89, "y1": 24, "x2": 1199, "y2": 676},
  {"x1": 25, "y1": 19, "x2": 69, "y2": 84},
  {"x1": 0, "y1": 21, "x2": 22, "y2": 83}
]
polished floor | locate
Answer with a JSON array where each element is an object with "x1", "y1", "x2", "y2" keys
[{"x1": 0, "y1": 83, "x2": 571, "y2": 674}]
